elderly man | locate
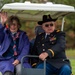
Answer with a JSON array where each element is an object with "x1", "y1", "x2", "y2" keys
[{"x1": 31, "y1": 14, "x2": 72, "y2": 75}]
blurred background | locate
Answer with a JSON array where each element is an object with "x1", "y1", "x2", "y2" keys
[
  {"x1": 1, "y1": 0, "x2": 75, "y2": 49},
  {"x1": 0, "y1": 0, "x2": 75, "y2": 74}
]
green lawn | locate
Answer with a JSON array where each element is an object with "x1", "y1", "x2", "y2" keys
[
  {"x1": 66, "y1": 49, "x2": 75, "y2": 74},
  {"x1": 70, "y1": 59, "x2": 75, "y2": 74},
  {"x1": 66, "y1": 49, "x2": 75, "y2": 59}
]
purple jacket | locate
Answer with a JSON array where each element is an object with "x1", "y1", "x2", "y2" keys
[{"x1": 0, "y1": 24, "x2": 31, "y2": 74}]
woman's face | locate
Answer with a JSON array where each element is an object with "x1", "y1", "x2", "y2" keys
[{"x1": 9, "y1": 20, "x2": 18, "y2": 33}]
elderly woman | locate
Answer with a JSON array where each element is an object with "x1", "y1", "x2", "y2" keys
[{"x1": 0, "y1": 12, "x2": 31, "y2": 75}]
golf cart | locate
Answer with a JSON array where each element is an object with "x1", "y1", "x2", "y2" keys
[{"x1": 0, "y1": 1, "x2": 75, "y2": 75}]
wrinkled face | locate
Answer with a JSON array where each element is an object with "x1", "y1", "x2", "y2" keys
[
  {"x1": 9, "y1": 20, "x2": 18, "y2": 33},
  {"x1": 42, "y1": 21, "x2": 55, "y2": 34}
]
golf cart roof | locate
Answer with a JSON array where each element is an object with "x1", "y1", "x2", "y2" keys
[{"x1": 1, "y1": 1, "x2": 75, "y2": 21}]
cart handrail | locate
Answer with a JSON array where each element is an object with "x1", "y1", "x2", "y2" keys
[{"x1": 21, "y1": 55, "x2": 46, "y2": 75}]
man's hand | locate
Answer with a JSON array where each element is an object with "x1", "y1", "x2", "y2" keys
[
  {"x1": 12, "y1": 59, "x2": 20, "y2": 66},
  {"x1": 39, "y1": 52, "x2": 48, "y2": 61}
]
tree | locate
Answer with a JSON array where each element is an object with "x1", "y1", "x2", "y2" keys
[{"x1": 0, "y1": 0, "x2": 75, "y2": 48}]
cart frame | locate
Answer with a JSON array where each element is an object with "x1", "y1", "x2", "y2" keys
[{"x1": 21, "y1": 55, "x2": 46, "y2": 75}]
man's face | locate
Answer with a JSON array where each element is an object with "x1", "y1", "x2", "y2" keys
[{"x1": 42, "y1": 21, "x2": 55, "y2": 34}]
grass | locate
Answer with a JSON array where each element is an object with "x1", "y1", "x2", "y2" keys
[
  {"x1": 66, "y1": 49, "x2": 75, "y2": 59},
  {"x1": 66, "y1": 49, "x2": 75, "y2": 74},
  {"x1": 71, "y1": 59, "x2": 75, "y2": 74}
]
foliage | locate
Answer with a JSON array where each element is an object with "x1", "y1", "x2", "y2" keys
[
  {"x1": 49, "y1": 0, "x2": 75, "y2": 48},
  {"x1": 0, "y1": 0, "x2": 75, "y2": 48}
]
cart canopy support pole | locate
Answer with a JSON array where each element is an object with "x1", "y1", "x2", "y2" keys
[{"x1": 61, "y1": 17, "x2": 65, "y2": 31}]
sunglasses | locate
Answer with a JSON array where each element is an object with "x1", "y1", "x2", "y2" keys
[{"x1": 45, "y1": 23, "x2": 54, "y2": 27}]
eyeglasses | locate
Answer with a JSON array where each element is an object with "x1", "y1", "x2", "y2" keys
[{"x1": 45, "y1": 23, "x2": 54, "y2": 27}]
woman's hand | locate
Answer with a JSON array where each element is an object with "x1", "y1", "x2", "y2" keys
[
  {"x1": 0, "y1": 12, "x2": 8, "y2": 25},
  {"x1": 12, "y1": 59, "x2": 20, "y2": 66}
]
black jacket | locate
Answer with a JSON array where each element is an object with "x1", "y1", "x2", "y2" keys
[{"x1": 32, "y1": 30, "x2": 71, "y2": 69}]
